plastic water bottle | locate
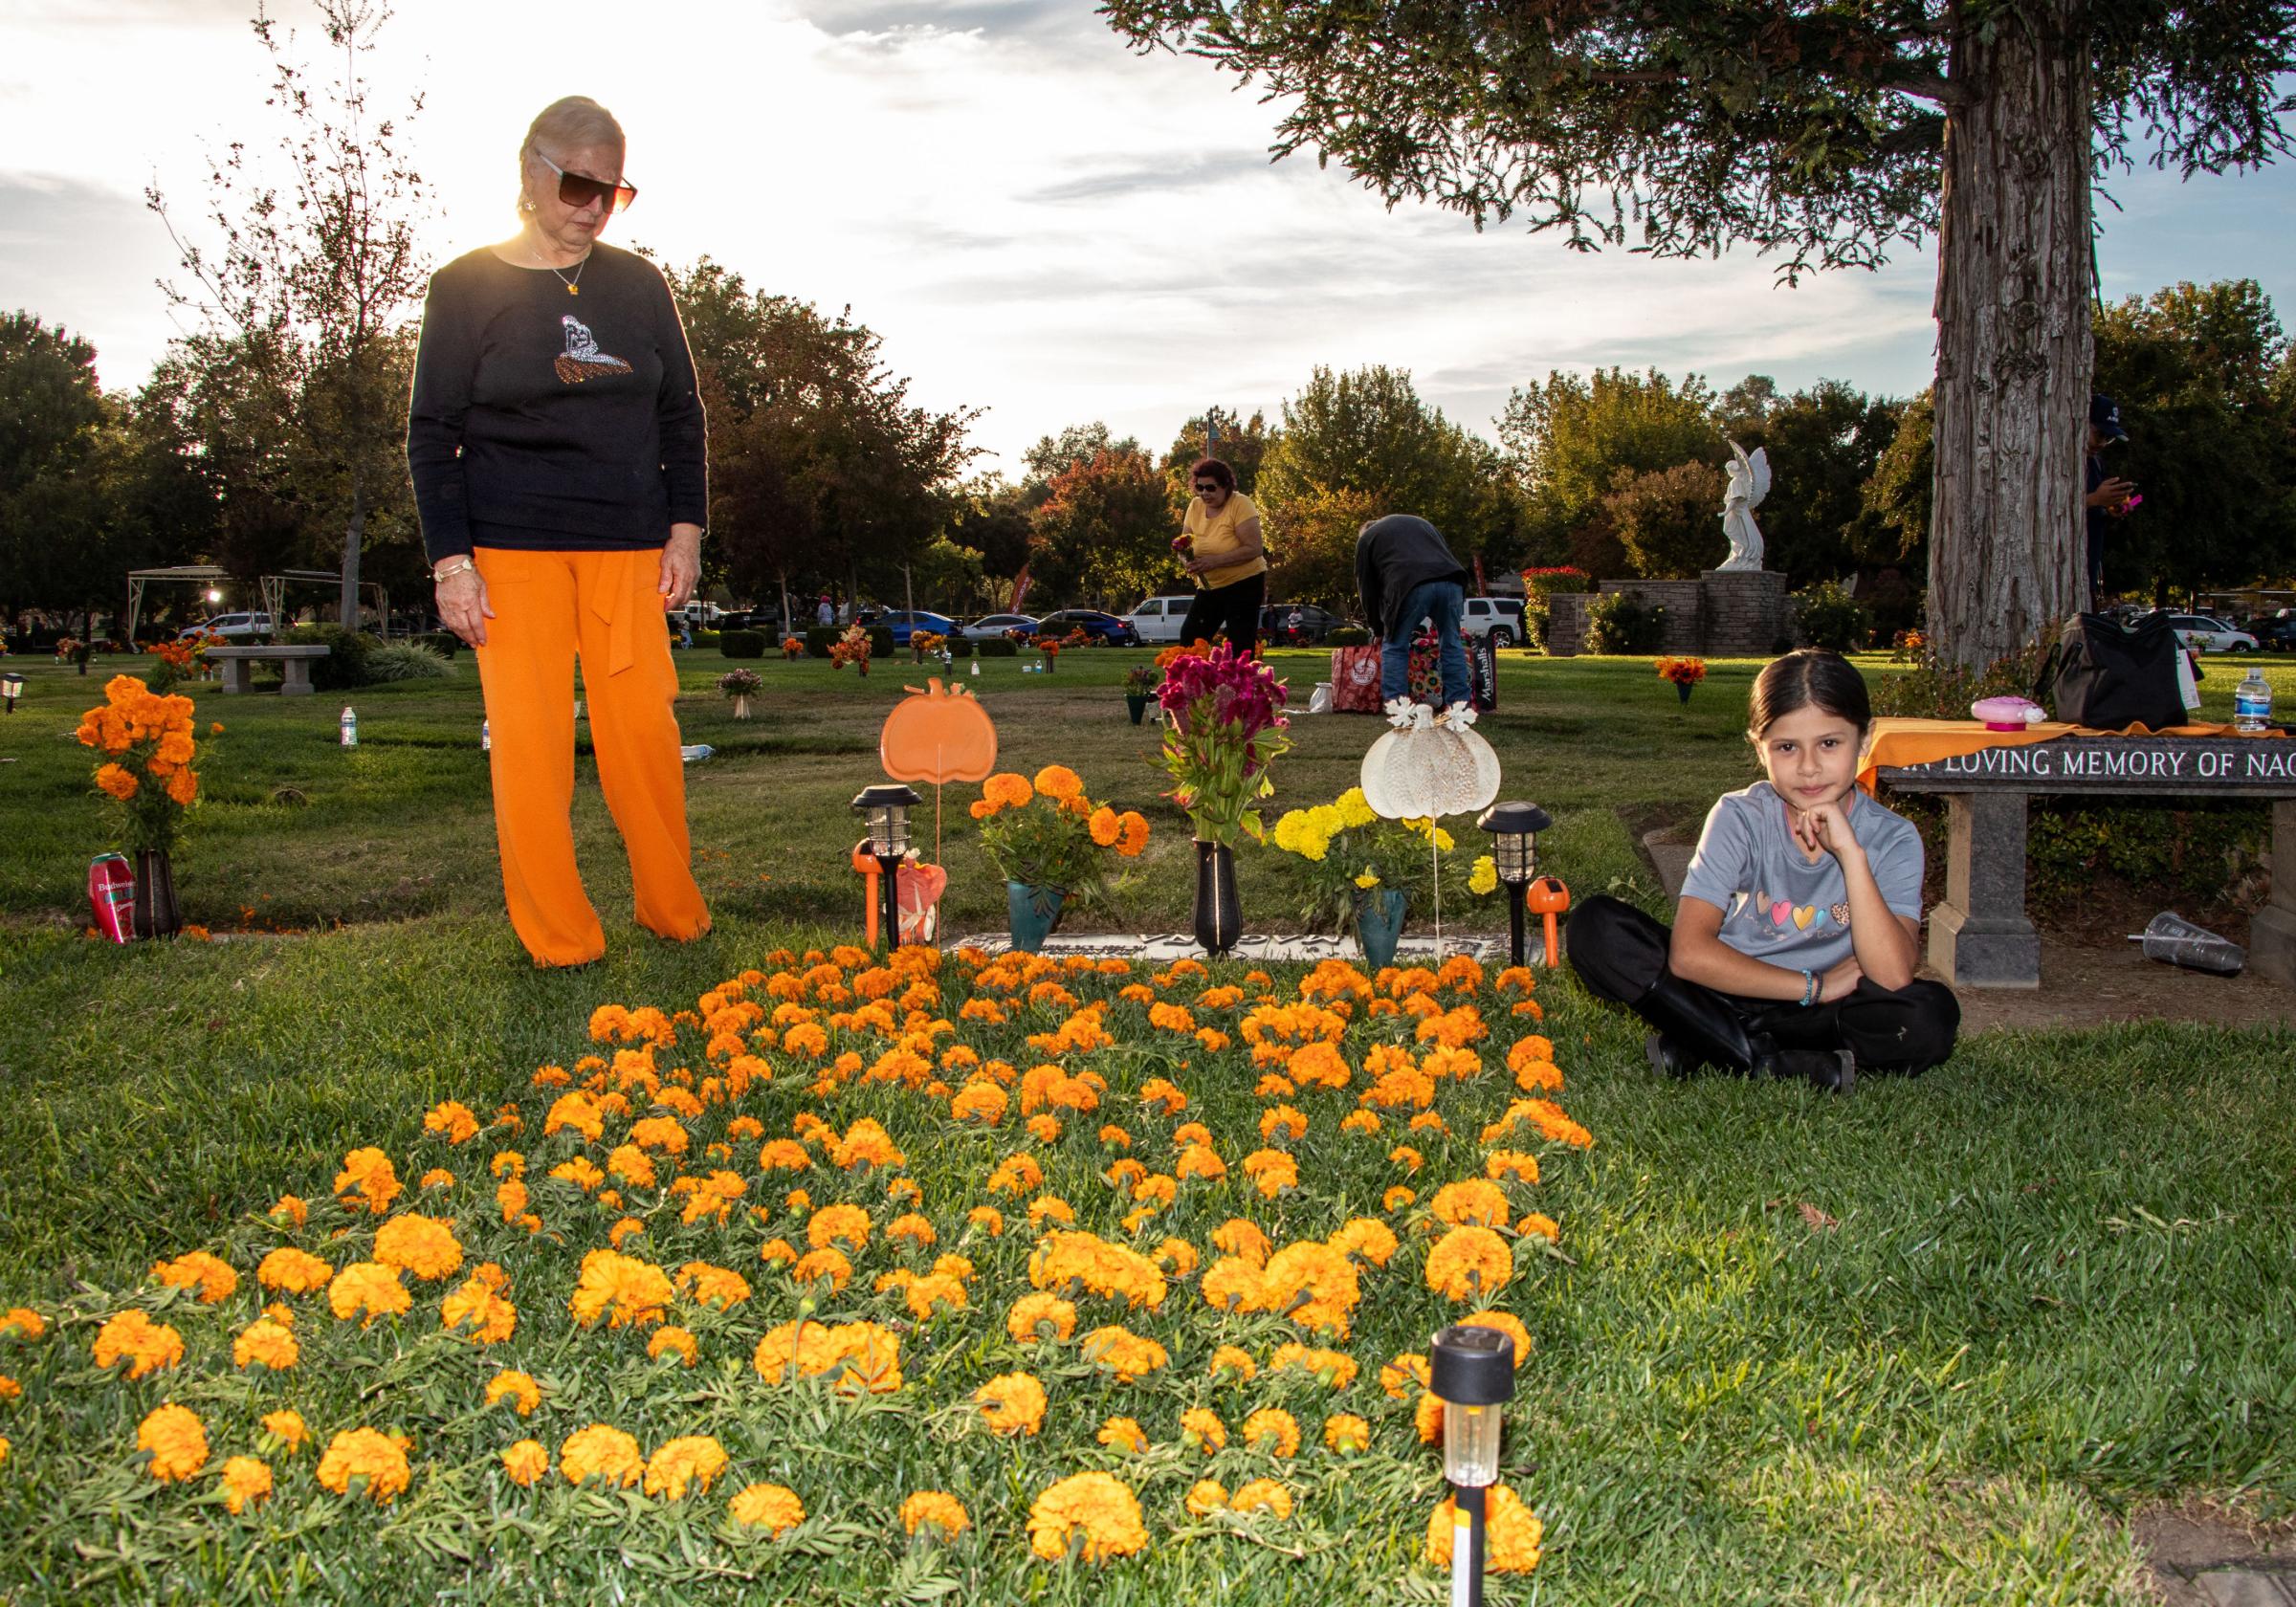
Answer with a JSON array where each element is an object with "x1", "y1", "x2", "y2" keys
[
  {"x1": 480, "y1": 719, "x2": 491, "y2": 751},
  {"x1": 2234, "y1": 667, "x2": 2272, "y2": 733},
  {"x1": 969, "y1": 659, "x2": 980, "y2": 677},
  {"x1": 340, "y1": 706, "x2": 357, "y2": 747}
]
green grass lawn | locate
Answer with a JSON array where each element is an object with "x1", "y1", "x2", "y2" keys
[{"x1": 0, "y1": 645, "x2": 2291, "y2": 1603}]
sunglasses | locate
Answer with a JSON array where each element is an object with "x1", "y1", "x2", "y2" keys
[
  {"x1": 535, "y1": 149, "x2": 638, "y2": 214},
  {"x1": 1194, "y1": 482, "x2": 1222, "y2": 493}
]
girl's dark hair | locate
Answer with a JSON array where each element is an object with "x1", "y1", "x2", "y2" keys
[
  {"x1": 1190, "y1": 457, "x2": 1235, "y2": 494},
  {"x1": 1749, "y1": 649, "x2": 1871, "y2": 737}
]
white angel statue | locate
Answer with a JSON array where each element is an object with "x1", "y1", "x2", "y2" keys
[{"x1": 1717, "y1": 439, "x2": 1772, "y2": 572}]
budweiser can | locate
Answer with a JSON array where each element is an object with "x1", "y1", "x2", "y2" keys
[{"x1": 89, "y1": 852, "x2": 135, "y2": 944}]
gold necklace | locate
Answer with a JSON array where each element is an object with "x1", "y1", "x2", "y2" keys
[{"x1": 530, "y1": 237, "x2": 591, "y2": 297}]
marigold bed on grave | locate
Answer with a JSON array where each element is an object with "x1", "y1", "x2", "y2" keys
[
  {"x1": 1027, "y1": 1470, "x2": 1147, "y2": 1563},
  {"x1": 374, "y1": 1213, "x2": 464, "y2": 1281},
  {"x1": 220, "y1": 1454, "x2": 273, "y2": 1515},
  {"x1": 1427, "y1": 1483, "x2": 1544, "y2": 1573},
  {"x1": 974, "y1": 1371, "x2": 1049, "y2": 1436},
  {"x1": 486, "y1": 1371, "x2": 541, "y2": 1415},
  {"x1": 560, "y1": 1424, "x2": 646, "y2": 1488},
  {"x1": 1425, "y1": 1224, "x2": 1514, "y2": 1301},
  {"x1": 643, "y1": 1435, "x2": 728, "y2": 1499},
  {"x1": 138, "y1": 1402, "x2": 209, "y2": 1482},
  {"x1": 318, "y1": 1427, "x2": 412, "y2": 1504},
  {"x1": 330, "y1": 1261, "x2": 412, "y2": 1327},
  {"x1": 729, "y1": 1482, "x2": 806, "y2": 1533},
  {"x1": 94, "y1": 1310, "x2": 185, "y2": 1379},
  {"x1": 900, "y1": 1490, "x2": 969, "y2": 1539},
  {"x1": 152, "y1": 1249, "x2": 238, "y2": 1304},
  {"x1": 500, "y1": 1439, "x2": 549, "y2": 1486}
]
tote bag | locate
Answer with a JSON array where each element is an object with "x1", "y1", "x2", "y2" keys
[{"x1": 2034, "y1": 612, "x2": 2188, "y2": 731}]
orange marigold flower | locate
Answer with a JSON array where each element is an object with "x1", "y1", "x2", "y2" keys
[
  {"x1": 675, "y1": 1261, "x2": 753, "y2": 1310},
  {"x1": 567, "y1": 1248, "x2": 673, "y2": 1330},
  {"x1": 261, "y1": 1409, "x2": 308, "y2": 1452},
  {"x1": 1324, "y1": 1413, "x2": 1372, "y2": 1454},
  {"x1": 220, "y1": 1454, "x2": 272, "y2": 1515},
  {"x1": 806, "y1": 1204, "x2": 871, "y2": 1253},
  {"x1": 486, "y1": 1371, "x2": 541, "y2": 1415},
  {"x1": 647, "y1": 1325, "x2": 699, "y2": 1366},
  {"x1": 138, "y1": 1402, "x2": 209, "y2": 1482},
  {"x1": 0, "y1": 1308, "x2": 46, "y2": 1341},
  {"x1": 968, "y1": 1205, "x2": 1005, "y2": 1237},
  {"x1": 1137, "y1": 1077, "x2": 1187, "y2": 1115},
  {"x1": 1006, "y1": 1292, "x2": 1077, "y2": 1344},
  {"x1": 373, "y1": 1214, "x2": 464, "y2": 1282},
  {"x1": 1517, "y1": 1212, "x2": 1561, "y2": 1243},
  {"x1": 500, "y1": 1439, "x2": 549, "y2": 1486},
  {"x1": 1027, "y1": 1470, "x2": 1146, "y2": 1564},
  {"x1": 1032, "y1": 764, "x2": 1083, "y2": 801},
  {"x1": 441, "y1": 1276, "x2": 518, "y2": 1345},
  {"x1": 1181, "y1": 1406, "x2": 1226, "y2": 1452},
  {"x1": 1383, "y1": 1185, "x2": 1417, "y2": 1211},
  {"x1": 974, "y1": 1371, "x2": 1049, "y2": 1437},
  {"x1": 151, "y1": 1249, "x2": 237, "y2": 1305},
  {"x1": 900, "y1": 1490, "x2": 970, "y2": 1540},
  {"x1": 1242, "y1": 1408, "x2": 1299, "y2": 1458},
  {"x1": 1427, "y1": 1484, "x2": 1543, "y2": 1574},
  {"x1": 1340, "y1": 1110, "x2": 1380, "y2": 1134},
  {"x1": 1186, "y1": 1478, "x2": 1228, "y2": 1517},
  {"x1": 1430, "y1": 1179, "x2": 1511, "y2": 1229},
  {"x1": 1240, "y1": 1148, "x2": 1298, "y2": 1199},
  {"x1": 1212, "y1": 1220, "x2": 1271, "y2": 1266},
  {"x1": 643, "y1": 1435, "x2": 727, "y2": 1500},
  {"x1": 318, "y1": 1426, "x2": 413, "y2": 1504},
  {"x1": 1202, "y1": 1260, "x2": 1268, "y2": 1314},
  {"x1": 1460, "y1": 1310, "x2": 1534, "y2": 1368},
  {"x1": 728, "y1": 1482, "x2": 806, "y2": 1533},
  {"x1": 423, "y1": 1100, "x2": 481, "y2": 1145},
  {"x1": 1096, "y1": 1415, "x2": 1150, "y2": 1454},
  {"x1": 1425, "y1": 1225, "x2": 1514, "y2": 1302},
  {"x1": 1269, "y1": 1342, "x2": 1358, "y2": 1389},
  {"x1": 332, "y1": 1147, "x2": 402, "y2": 1215},
  {"x1": 1089, "y1": 805, "x2": 1122, "y2": 847},
  {"x1": 1330, "y1": 1216, "x2": 1400, "y2": 1266},
  {"x1": 1258, "y1": 1105, "x2": 1308, "y2": 1143},
  {"x1": 329, "y1": 1262, "x2": 411, "y2": 1328},
  {"x1": 232, "y1": 1318, "x2": 298, "y2": 1371},
  {"x1": 1230, "y1": 1478, "x2": 1292, "y2": 1518},
  {"x1": 1486, "y1": 1150, "x2": 1541, "y2": 1184},
  {"x1": 560, "y1": 1423, "x2": 645, "y2": 1488},
  {"x1": 1081, "y1": 1325, "x2": 1169, "y2": 1382},
  {"x1": 950, "y1": 1081, "x2": 1008, "y2": 1125}
]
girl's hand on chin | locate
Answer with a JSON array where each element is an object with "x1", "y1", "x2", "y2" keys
[{"x1": 1793, "y1": 800, "x2": 1859, "y2": 861}]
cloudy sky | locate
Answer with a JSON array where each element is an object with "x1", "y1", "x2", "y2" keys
[{"x1": 7, "y1": 0, "x2": 2295, "y2": 474}]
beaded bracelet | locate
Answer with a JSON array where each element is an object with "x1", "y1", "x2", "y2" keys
[{"x1": 1799, "y1": 970, "x2": 1818, "y2": 1007}]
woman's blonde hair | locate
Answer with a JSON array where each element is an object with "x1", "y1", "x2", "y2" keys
[{"x1": 518, "y1": 97, "x2": 625, "y2": 211}]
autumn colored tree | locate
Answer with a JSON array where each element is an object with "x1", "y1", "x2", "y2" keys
[
  {"x1": 1502, "y1": 366, "x2": 1725, "y2": 576},
  {"x1": 1027, "y1": 446, "x2": 1175, "y2": 608},
  {"x1": 1159, "y1": 407, "x2": 1274, "y2": 521},
  {"x1": 1604, "y1": 460, "x2": 1730, "y2": 580},
  {"x1": 1106, "y1": 0, "x2": 2296, "y2": 668}
]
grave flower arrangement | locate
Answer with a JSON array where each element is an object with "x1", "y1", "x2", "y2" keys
[
  {"x1": 1654, "y1": 656, "x2": 1707, "y2": 703},
  {"x1": 829, "y1": 626, "x2": 872, "y2": 675},
  {"x1": 781, "y1": 635, "x2": 805, "y2": 661},
  {"x1": 1157, "y1": 643, "x2": 1291, "y2": 848},
  {"x1": 970, "y1": 764, "x2": 1148, "y2": 907},
  {"x1": 1269, "y1": 789, "x2": 1490, "y2": 931},
  {"x1": 0, "y1": 943, "x2": 1587, "y2": 1593},
  {"x1": 77, "y1": 674, "x2": 202, "y2": 855},
  {"x1": 718, "y1": 669, "x2": 762, "y2": 719}
]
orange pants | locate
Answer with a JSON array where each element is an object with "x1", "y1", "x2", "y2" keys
[{"x1": 472, "y1": 547, "x2": 710, "y2": 966}]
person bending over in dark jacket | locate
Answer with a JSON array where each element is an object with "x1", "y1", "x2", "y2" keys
[{"x1": 1355, "y1": 514, "x2": 1469, "y2": 707}]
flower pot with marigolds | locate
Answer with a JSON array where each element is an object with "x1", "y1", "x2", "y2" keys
[
  {"x1": 77, "y1": 675, "x2": 208, "y2": 938},
  {"x1": 971, "y1": 766, "x2": 1149, "y2": 949},
  {"x1": 1655, "y1": 655, "x2": 1707, "y2": 704}
]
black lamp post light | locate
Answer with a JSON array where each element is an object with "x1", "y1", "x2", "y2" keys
[
  {"x1": 1475, "y1": 801, "x2": 1552, "y2": 967},
  {"x1": 1, "y1": 672, "x2": 22, "y2": 715},
  {"x1": 1431, "y1": 1322, "x2": 1517, "y2": 1606},
  {"x1": 851, "y1": 783, "x2": 920, "y2": 950}
]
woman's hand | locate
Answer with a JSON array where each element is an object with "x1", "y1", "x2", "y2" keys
[
  {"x1": 659, "y1": 524, "x2": 703, "y2": 609},
  {"x1": 436, "y1": 566, "x2": 494, "y2": 649}
]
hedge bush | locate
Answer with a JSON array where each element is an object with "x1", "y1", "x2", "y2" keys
[
  {"x1": 1326, "y1": 626, "x2": 1372, "y2": 647},
  {"x1": 1582, "y1": 592, "x2": 1667, "y2": 655},
  {"x1": 283, "y1": 625, "x2": 381, "y2": 691},
  {"x1": 719, "y1": 629, "x2": 766, "y2": 659},
  {"x1": 1793, "y1": 581, "x2": 1871, "y2": 651},
  {"x1": 977, "y1": 637, "x2": 1019, "y2": 657},
  {"x1": 804, "y1": 627, "x2": 838, "y2": 659},
  {"x1": 412, "y1": 631, "x2": 460, "y2": 658},
  {"x1": 364, "y1": 641, "x2": 454, "y2": 682}
]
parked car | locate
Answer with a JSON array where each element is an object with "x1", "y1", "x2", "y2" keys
[
  {"x1": 2165, "y1": 613, "x2": 2260, "y2": 652},
  {"x1": 1457, "y1": 596, "x2": 1530, "y2": 647},
  {"x1": 2261, "y1": 613, "x2": 2296, "y2": 651},
  {"x1": 872, "y1": 609, "x2": 960, "y2": 647},
  {"x1": 1036, "y1": 608, "x2": 1140, "y2": 646},
  {"x1": 961, "y1": 612, "x2": 1041, "y2": 643},
  {"x1": 177, "y1": 612, "x2": 276, "y2": 642},
  {"x1": 1124, "y1": 594, "x2": 1201, "y2": 644},
  {"x1": 1259, "y1": 605, "x2": 1347, "y2": 646}
]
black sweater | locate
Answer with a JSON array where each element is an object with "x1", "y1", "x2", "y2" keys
[
  {"x1": 406, "y1": 244, "x2": 707, "y2": 563},
  {"x1": 1356, "y1": 514, "x2": 1469, "y2": 641}
]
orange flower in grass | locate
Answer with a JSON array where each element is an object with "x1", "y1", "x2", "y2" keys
[
  {"x1": 1027, "y1": 1471, "x2": 1147, "y2": 1564},
  {"x1": 790, "y1": 1248, "x2": 852, "y2": 1291},
  {"x1": 1430, "y1": 1179, "x2": 1511, "y2": 1229},
  {"x1": 261, "y1": 1409, "x2": 309, "y2": 1453},
  {"x1": 232, "y1": 1318, "x2": 298, "y2": 1371},
  {"x1": 423, "y1": 1100, "x2": 481, "y2": 1145},
  {"x1": 1032, "y1": 763, "x2": 1084, "y2": 802},
  {"x1": 1324, "y1": 1413, "x2": 1372, "y2": 1454},
  {"x1": 1425, "y1": 1225, "x2": 1514, "y2": 1303},
  {"x1": 1268, "y1": 1342, "x2": 1357, "y2": 1390},
  {"x1": 220, "y1": 1454, "x2": 273, "y2": 1515},
  {"x1": 1007, "y1": 1292, "x2": 1077, "y2": 1344},
  {"x1": 729, "y1": 1482, "x2": 806, "y2": 1533},
  {"x1": 905, "y1": 1273, "x2": 967, "y2": 1321},
  {"x1": 329, "y1": 1262, "x2": 411, "y2": 1327},
  {"x1": 567, "y1": 1249, "x2": 672, "y2": 1330},
  {"x1": 333, "y1": 1147, "x2": 402, "y2": 1215},
  {"x1": 1081, "y1": 1325, "x2": 1169, "y2": 1383},
  {"x1": 138, "y1": 1403, "x2": 209, "y2": 1482},
  {"x1": 560, "y1": 1424, "x2": 645, "y2": 1488},
  {"x1": 1179, "y1": 1407, "x2": 1228, "y2": 1454},
  {"x1": 0, "y1": 1308, "x2": 45, "y2": 1341},
  {"x1": 500, "y1": 1440, "x2": 549, "y2": 1486},
  {"x1": 1230, "y1": 1479, "x2": 1292, "y2": 1518},
  {"x1": 374, "y1": 1214, "x2": 463, "y2": 1282},
  {"x1": 1089, "y1": 805, "x2": 1122, "y2": 847},
  {"x1": 1240, "y1": 1148, "x2": 1299, "y2": 1199},
  {"x1": 1096, "y1": 1415, "x2": 1150, "y2": 1454},
  {"x1": 1186, "y1": 1479, "x2": 1228, "y2": 1517},
  {"x1": 1518, "y1": 1211, "x2": 1561, "y2": 1243},
  {"x1": 1427, "y1": 1484, "x2": 1544, "y2": 1574},
  {"x1": 643, "y1": 1435, "x2": 728, "y2": 1500},
  {"x1": 487, "y1": 1371, "x2": 541, "y2": 1416},
  {"x1": 318, "y1": 1427, "x2": 412, "y2": 1504},
  {"x1": 901, "y1": 1490, "x2": 969, "y2": 1540},
  {"x1": 151, "y1": 1250, "x2": 237, "y2": 1305},
  {"x1": 647, "y1": 1325, "x2": 698, "y2": 1367},
  {"x1": 1486, "y1": 1149, "x2": 1541, "y2": 1184},
  {"x1": 1241, "y1": 1408, "x2": 1299, "y2": 1458},
  {"x1": 974, "y1": 1371, "x2": 1049, "y2": 1437}
]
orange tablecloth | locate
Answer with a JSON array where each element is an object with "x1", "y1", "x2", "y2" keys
[{"x1": 1856, "y1": 716, "x2": 2277, "y2": 795}]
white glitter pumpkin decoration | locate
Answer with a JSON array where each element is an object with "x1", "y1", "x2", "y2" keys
[{"x1": 1359, "y1": 700, "x2": 1500, "y2": 822}]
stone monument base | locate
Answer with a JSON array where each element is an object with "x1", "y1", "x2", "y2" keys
[{"x1": 1543, "y1": 569, "x2": 1790, "y2": 657}]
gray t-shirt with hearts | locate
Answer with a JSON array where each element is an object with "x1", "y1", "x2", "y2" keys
[{"x1": 1679, "y1": 781, "x2": 1925, "y2": 973}]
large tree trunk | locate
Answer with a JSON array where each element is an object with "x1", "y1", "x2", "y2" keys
[
  {"x1": 341, "y1": 471, "x2": 364, "y2": 631},
  {"x1": 1928, "y1": 0, "x2": 2092, "y2": 671}
]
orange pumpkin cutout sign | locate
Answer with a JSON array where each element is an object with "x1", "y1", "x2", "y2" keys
[
  {"x1": 881, "y1": 680, "x2": 998, "y2": 783},
  {"x1": 881, "y1": 679, "x2": 999, "y2": 867}
]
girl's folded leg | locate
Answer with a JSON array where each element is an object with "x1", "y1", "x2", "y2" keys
[{"x1": 1833, "y1": 979, "x2": 1960, "y2": 1074}]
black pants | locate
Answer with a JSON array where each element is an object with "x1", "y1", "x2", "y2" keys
[
  {"x1": 1179, "y1": 572, "x2": 1264, "y2": 657},
  {"x1": 1565, "y1": 894, "x2": 1960, "y2": 1074}
]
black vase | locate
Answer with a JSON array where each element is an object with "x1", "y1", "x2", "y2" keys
[
  {"x1": 132, "y1": 848, "x2": 181, "y2": 939},
  {"x1": 1191, "y1": 839, "x2": 1241, "y2": 958}
]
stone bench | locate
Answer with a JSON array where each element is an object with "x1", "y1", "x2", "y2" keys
[
  {"x1": 206, "y1": 644, "x2": 330, "y2": 695},
  {"x1": 1877, "y1": 735, "x2": 2296, "y2": 989}
]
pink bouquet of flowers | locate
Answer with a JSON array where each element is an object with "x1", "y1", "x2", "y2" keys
[{"x1": 1156, "y1": 643, "x2": 1292, "y2": 847}]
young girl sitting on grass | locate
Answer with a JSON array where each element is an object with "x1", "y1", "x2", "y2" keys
[{"x1": 1566, "y1": 649, "x2": 1960, "y2": 1092}]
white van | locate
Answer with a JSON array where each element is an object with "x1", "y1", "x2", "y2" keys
[{"x1": 1125, "y1": 595, "x2": 1199, "y2": 644}]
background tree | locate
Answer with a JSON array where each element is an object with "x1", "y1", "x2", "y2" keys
[
  {"x1": 2091, "y1": 278, "x2": 2296, "y2": 603},
  {"x1": 1862, "y1": 390, "x2": 1936, "y2": 575},
  {"x1": 1105, "y1": 0, "x2": 2296, "y2": 669},
  {"x1": 946, "y1": 473, "x2": 1036, "y2": 605},
  {"x1": 1733, "y1": 380, "x2": 1908, "y2": 586},
  {"x1": 1501, "y1": 366, "x2": 1724, "y2": 578},
  {"x1": 673, "y1": 260, "x2": 978, "y2": 618},
  {"x1": 0, "y1": 315, "x2": 106, "y2": 627},
  {"x1": 1159, "y1": 407, "x2": 1274, "y2": 520},
  {"x1": 1603, "y1": 459, "x2": 1730, "y2": 580},
  {"x1": 1027, "y1": 446, "x2": 1173, "y2": 607},
  {"x1": 147, "y1": 1, "x2": 430, "y2": 630}
]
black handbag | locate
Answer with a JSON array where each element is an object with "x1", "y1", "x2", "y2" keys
[{"x1": 2033, "y1": 612, "x2": 2187, "y2": 730}]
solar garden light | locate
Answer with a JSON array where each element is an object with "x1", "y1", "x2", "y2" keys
[
  {"x1": 1475, "y1": 802, "x2": 1552, "y2": 968},
  {"x1": 851, "y1": 783, "x2": 920, "y2": 949},
  {"x1": 1, "y1": 672, "x2": 21, "y2": 715},
  {"x1": 1431, "y1": 1322, "x2": 1516, "y2": 1607}
]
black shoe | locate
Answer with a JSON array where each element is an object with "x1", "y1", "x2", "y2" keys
[
  {"x1": 1775, "y1": 1048, "x2": 1855, "y2": 1094},
  {"x1": 1635, "y1": 973, "x2": 1764, "y2": 1077},
  {"x1": 1645, "y1": 1031, "x2": 1693, "y2": 1080}
]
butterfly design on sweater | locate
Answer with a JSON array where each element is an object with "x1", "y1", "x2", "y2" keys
[{"x1": 554, "y1": 315, "x2": 631, "y2": 385}]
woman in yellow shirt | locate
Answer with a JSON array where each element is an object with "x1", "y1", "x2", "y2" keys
[{"x1": 1176, "y1": 457, "x2": 1268, "y2": 655}]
